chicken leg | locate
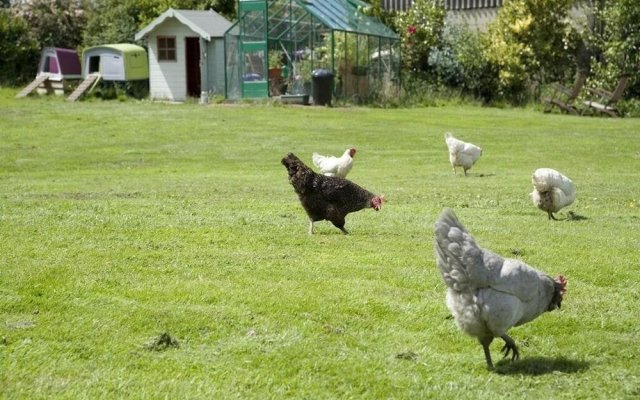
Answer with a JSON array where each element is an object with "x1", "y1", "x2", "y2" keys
[
  {"x1": 480, "y1": 334, "x2": 520, "y2": 369},
  {"x1": 480, "y1": 336, "x2": 495, "y2": 369},
  {"x1": 330, "y1": 216, "x2": 349, "y2": 234},
  {"x1": 548, "y1": 211, "x2": 558, "y2": 221},
  {"x1": 478, "y1": 336, "x2": 493, "y2": 369},
  {"x1": 500, "y1": 334, "x2": 520, "y2": 361}
]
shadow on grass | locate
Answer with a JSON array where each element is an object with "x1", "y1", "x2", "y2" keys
[
  {"x1": 494, "y1": 356, "x2": 589, "y2": 375},
  {"x1": 566, "y1": 211, "x2": 588, "y2": 221},
  {"x1": 475, "y1": 173, "x2": 495, "y2": 178}
]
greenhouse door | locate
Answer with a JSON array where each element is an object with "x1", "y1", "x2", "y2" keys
[
  {"x1": 185, "y1": 37, "x2": 201, "y2": 97},
  {"x1": 239, "y1": 0, "x2": 268, "y2": 98}
]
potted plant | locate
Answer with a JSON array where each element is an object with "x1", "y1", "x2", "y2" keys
[
  {"x1": 268, "y1": 50, "x2": 282, "y2": 79},
  {"x1": 327, "y1": 32, "x2": 370, "y2": 97}
]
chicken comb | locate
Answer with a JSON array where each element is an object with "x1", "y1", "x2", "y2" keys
[{"x1": 555, "y1": 275, "x2": 568, "y2": 295}]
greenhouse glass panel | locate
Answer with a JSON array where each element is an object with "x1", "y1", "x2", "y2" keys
[{"x1": 225, "y1": 0, "x2": 400, "y2": 102}]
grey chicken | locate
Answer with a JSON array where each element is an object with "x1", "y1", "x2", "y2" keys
[{"x1": 434, "y1": 208, "x2": 567, "y2": 368}]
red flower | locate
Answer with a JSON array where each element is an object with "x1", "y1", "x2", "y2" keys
[{"x1": 407, "y1": 25, "x2": 417, "y2": 35}]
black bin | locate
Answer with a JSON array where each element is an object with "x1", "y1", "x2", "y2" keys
[{"x1": 312, "y1": 69, "x2": 334, "y2": 106}]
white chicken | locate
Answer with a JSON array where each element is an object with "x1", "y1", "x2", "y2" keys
[
  {"x1": 434, "y1": 208, "x2": 567, "y2": 369},
  {"x1": 530, "y1": 168, "x2": 576, "y2": 220},
  {"x1": 444, "y1": 133, "x2": 482, "y2": 176},
  {"x1": 312, "y1": 147, "x2": 356, "y2": 178}
]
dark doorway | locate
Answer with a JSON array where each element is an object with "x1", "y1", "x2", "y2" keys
[
  {"x1": 185, "y1": 37, "x2": 201, "y2": 97},
  {"x1": 89, "y1": 56, "x2": 100, "y2": 74}
]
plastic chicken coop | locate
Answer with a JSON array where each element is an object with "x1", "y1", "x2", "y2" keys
[{"x1": 224, "y1": 0, "x2": 400, "y2": 102}]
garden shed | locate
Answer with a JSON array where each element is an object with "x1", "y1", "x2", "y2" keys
[
  {"x1": 224, "y1": 0, "x2": 400, "y2": 102},
  {"x1": 135, "y1": 8, "x2": 233, "y2": 103},
  {"x1": 82, "y1": 44, "x2": 149, "y2": 81}
]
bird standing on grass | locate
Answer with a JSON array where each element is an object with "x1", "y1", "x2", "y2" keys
[
  {"x1": 434, "y1": 208, "x2": 567, "y2": 369},
  {"x1": 282, "y1": 153, "x2": 383, "y2": 234},
  {"x1": 312, "y1": 147, "x2": 356, "y2": 178},
  {"x1": 444, "y1": 133, "x2": 482, "y2": 176},
  {"x1": 530, "y1": 168, "x2": 576, "y2": 220}
]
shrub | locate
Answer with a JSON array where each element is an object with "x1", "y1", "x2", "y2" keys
[
  {"x1": 394, "y1": 0, "x2": 446, "y2": 79},
  {"x1": 484, "y1": 0, "x2": 578, "y2": 104},
  {"x1": 0, "y1": 10, "x2": 39, "y2": 85},
  {"x1": 429, "y1": 27, "x2": 500, "y2": 104},
  {"x1": 83, "y1": 0, "x2": 236, "y2": 47},
  {"x1": 584, "y1": 0, "x2": 640, "y2": 100},
  {"x1": 10, "y1": 0, "x2": 87, "y2": 49}
]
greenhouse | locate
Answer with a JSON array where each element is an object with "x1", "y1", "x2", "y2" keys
[{"x1": 224, "y1": 0, "x2": 400, "y2": 102}]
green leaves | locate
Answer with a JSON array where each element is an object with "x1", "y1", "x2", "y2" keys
[
  {"x1": 394, "y1": 0, "x2": 446, "y2": 76},
  {"x1": 484, "y1": 0, "x2": 578, "y2": 103}
]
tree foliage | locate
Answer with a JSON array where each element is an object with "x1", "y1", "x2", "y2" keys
[
  {"x1": 443, "y1": 28, "x2": 499, "y2": 103},
  {"x1": 394, "y1": 0, "x2": 446, "y2": 77},
  {"x1": 83, "y1": 0, "x2": 235, "y2": 47},
  {"x1": 10, "y1": 0, "x2": 88, "y2": 49},
  {"x1": 585, "y1": 0, "x2": 640, "y2": 98},
  {"x1": 0, "y1": 9, "x2": 39, "y2": 85},
  {"x1": 483, "y1": 0, "x2": 578, "y2": 102}
]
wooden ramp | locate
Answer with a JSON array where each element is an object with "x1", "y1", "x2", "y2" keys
[
  {"x1": 67, "y1": 74, "x2": 100, "y2": 102},
  {"x1": 15, "y1": 75, "x2": 49, "y2": 98}
]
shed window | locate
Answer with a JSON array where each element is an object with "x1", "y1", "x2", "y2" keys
[{"x1": 158, "y1": 36, "x2": 176, "y2": 61}]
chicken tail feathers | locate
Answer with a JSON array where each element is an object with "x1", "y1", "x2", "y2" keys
[
  {"x1": 311, "y1": 152, "x2": 324, "y2": 169},
  {"x1": 434, "y1": 208, "x2": 494, "y2": 292}
]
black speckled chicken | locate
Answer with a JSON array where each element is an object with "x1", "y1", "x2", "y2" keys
[{"x1": 282, "y1": 153, "x2": 383, "y2": 234}]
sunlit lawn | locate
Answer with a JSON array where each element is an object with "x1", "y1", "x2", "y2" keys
[{"x1": 1, "y1": 88, "x2": 639, "y2": 398}]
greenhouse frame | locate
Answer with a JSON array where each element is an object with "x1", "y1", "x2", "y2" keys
[{"x1": 224, "y1": 0, "x2": 401, "y2": 102}]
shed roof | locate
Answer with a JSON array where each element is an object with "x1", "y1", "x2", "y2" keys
[
  {"x1": 135, "y1": 8, "x2": 232, "y2": 41},
  {"x1": 48, "y1": 48, "x2": 82, "y2": 75},
  {"x1": 299, "y1": 0, "x2": 398, "y2": 39},
  {"x1": 84, "y1": 43, "x2": 147, "y2": 54}
]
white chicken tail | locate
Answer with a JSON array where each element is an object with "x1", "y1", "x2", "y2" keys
[
  {"x1": 434, "y1": 208, "x2": 494, "y2": 292},
  {"x1": 532, "y1": 168, "x2": 573, "y2": 194},
  {"x1": 531, "y1": 168, "x2": 576, "y2": 211},
  {"x1": 311, "y1": 152, "x2": 325, "y2": 169}
]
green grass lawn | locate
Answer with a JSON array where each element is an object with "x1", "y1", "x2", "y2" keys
[{"x1": 1, "y1": 88, "x2": 639, "y2": 399}]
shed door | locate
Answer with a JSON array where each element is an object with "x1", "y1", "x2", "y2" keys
[
  {"x1": 88, "y1": 56, "x2": 100, "y2": 74},
  {"x1": 103, "y1": 55, "x2": 123, "y2": 80},
  {"x1": 239, "y1": 0, "x2": 268, "y2": 98},
  {"x1": 185, "y1": 37, "x2": 201, "y2": 97}
]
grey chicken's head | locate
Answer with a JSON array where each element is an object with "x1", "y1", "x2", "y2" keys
[{"x1": 548, "y1": 275, "x2": 568, "y2": 311}]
